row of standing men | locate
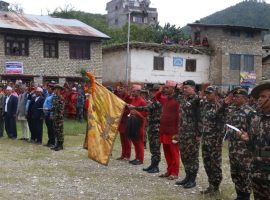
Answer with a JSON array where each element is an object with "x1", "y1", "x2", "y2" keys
[{"x1": 114, "y1": 80, "x2": 269, "y2": 200}]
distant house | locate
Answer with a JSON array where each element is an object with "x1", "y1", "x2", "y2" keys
[
  {"x1": 188, "y1": 23, "x2": 267, "y2": 89},
  {"x1": 0, "y1": 11, "x2": 109, "y2": 84},
  {"x1": 106, "y1": 0, "x2": 158, "y2": 28},
  {"x1": 102, "y1": 42, "x2": 212, "y2": 86}
]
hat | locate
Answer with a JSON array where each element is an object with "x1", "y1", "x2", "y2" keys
[
  {"x1": 165, "y1": 80, "x2": 177, "y2": 87},
  {"x1": 36, "y1": 87, "x2": 43, "y2": 92},
  {"x1": 149, "y1": 84, "x2": 160, "y2": 91},
  {"x1": 54, "y1": 84, "x2": 64, "y2": 90},
  {"x1": 251, "y1": 80, "x2": 270, "y2": 99},
  {"x1": 233, "y1": 88, "x2": 248, "y2": 96},
  {"x1": 6, "y1": 86, "x2": 12, "y2": 91},
  {"x1": 132, "y1": 84, "x2": 142, "y2": 91},
  {"x1": 204, "y1": 86, "x2": 217, "y2": 94},
  {"x1": 183, "y1": 80, "x2": 196, "y2": 87}
]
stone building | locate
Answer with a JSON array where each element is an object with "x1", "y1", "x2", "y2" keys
[
  {"x1": 262, "y1": 45, "x2": 270, "y2": 79},
  {"x1": 189, "y1": 23, "x2": 267, "y2": 89},
  {"x1": 106, "y1": 0, "x2": 158, "y2": 28},
  {"x1": 102, "y1": 42, "x2": 212, "y2": 86},
  {"x1": 0, "y1": 11, "x2": 109, "y2": 84}
]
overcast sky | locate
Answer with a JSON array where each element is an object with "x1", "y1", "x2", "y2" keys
[{"x1": 6, "y1": 0, "x2": 270, "y2": 27}]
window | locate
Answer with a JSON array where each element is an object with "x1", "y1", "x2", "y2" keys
[
  {"x1": 185, "y1": 59, "x2": 196, "y2": 72},
  {"x1": 230, "y1": 54, "x2": 241, "y2": 70},
  {"x1": 245, "y1": 31, "x2": 254, "y2": 38},
  {"x1": 243, "y1": 55, "x2": 254, "y2": 71},
  {"x1": 5, "y1": 35, "x2": 28, "y2": 56},
  {"x1": 44, "y1": 39, "x2": 58, "y2": 58},
  {"x1": 230, "y1": 30, "x2": 240, "y2": 37},
  {"x1": 153, "y1": 56, "x2": 164, "y2": 70},
  {"x1": 133, "y1": 16, "x2": 143, "y2": 23},
  {"x1": 69, "y1": 41, "x2": 90, "y2": 59}
]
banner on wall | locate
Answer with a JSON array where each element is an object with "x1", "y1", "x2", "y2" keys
[
  {"x1": 173, "y1": 57, "x2": 183, "y2": 67},
  {"x1": 5, "y1": 61, "x2": 23, "y2": 74},
  {"x1": 240, "y1": 71, "x2": 256, "y2": 86}
]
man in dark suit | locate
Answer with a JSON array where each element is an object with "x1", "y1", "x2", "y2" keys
[
  {"x1": 29, "y1": 87, "x2": 45, "y2": 144},
  {"x1": 3, "y1": 86, "x2": 18, "y2": 139}
]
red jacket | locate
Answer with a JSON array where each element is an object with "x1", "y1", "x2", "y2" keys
[{"x1": 130, "y1": 95, "x2": 147, "y2": 120}]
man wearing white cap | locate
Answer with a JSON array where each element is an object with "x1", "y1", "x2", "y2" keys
[
  {"x1": 28, "y1": 87, "x2": 45, "y2": 144},
  {"x1": 3, "y1": 86, "x2": 18, "y2": 139}
]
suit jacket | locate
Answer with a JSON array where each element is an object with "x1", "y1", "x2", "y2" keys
[
  {"x1": 3, "y1": 95, "x2": 18, "y2": 117},
  {"x1": 29, "y1": 96, "x2": 45, "y2": 120}
]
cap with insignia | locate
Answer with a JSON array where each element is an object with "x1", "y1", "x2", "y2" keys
[
  {"x1": 204, "y1": 85, "x2": 217, "y2": 94},
  {"x1": 251, "y1": 80, "x2": 270, "y2": 99},
  {"x1": 183, "y1": 80, "x2": 196, "y2": 87},
  {"x1": 233, "y1": 88, "x2": 248, "y2": 96}
]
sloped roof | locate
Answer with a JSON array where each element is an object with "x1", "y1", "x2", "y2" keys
[
  {"x1": 103, "y1": 42, "x2": 213, "y2": 55},
  {"x1": 0, "y1": 11, "x2": 110, "y2": 39}
]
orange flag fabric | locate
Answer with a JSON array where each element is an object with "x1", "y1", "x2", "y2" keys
[{"x1": 83, "y1": 82, "x2": 126, "y2": 166}]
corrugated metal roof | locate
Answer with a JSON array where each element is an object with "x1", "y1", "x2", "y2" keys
[{"x1": 0, "y1": 11, "x2": 110, "y2": 39}]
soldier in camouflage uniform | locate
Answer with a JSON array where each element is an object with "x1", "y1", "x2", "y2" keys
[
  {"x1": 131, "y1": 84, "x2": 162, "y2": 173},
  {"x1": 51, "y1": 85, "x2": 65, "y2": 151},
  {"x1": 174, "y1": 80, "x2": 201, "y2": 189},
  {"x1": 237, "y1": 81, "x2": 270, "y2": 200},
  {"x1": 199, "y1": 86, "x2": 225, "y2": 195},
  {"x1": 226, "y1": 89, "x2": 255, "y2": 200}
]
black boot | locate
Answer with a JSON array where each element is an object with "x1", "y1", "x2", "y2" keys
[
  {"x1": 183, "y1": 175, "x2": 196, "y2": 189},
  {"x1": 53, "y1": 141, "x2": 63, "y2": 151},
  {"x1": 147, "y1": 166, "x2": 159, "y2": 173},
  {"x1": 175, "y1": 175, "x2": 189, "y2": 186},
  {"x1": 235, "y1": 191, "x2": 250, "y2": 200},
  {"x1": 143, "y1": 165, "x2": 153, "y2": 171}
]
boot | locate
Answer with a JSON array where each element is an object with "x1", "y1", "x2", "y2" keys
[
  {"x1": 143, "y1": 165, "x2": 153, "y2": 171},
  {"x1": 53, "y1": 141, "x2": 63, "y2": 151},
  {"x1": 175, "y1": 175, "x2": 189, "y2": 186},
  {"x1": 147, "y1": 166, "x2": 159, "y2": 173},
  {"x1": 183, "y1": 174, "x2": 196, "y2": 189},
  {"x1": 235, "y1": 191, "x2": 250, "y2": 200}
]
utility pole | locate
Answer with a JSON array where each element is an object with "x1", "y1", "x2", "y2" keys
[{"x1": 125, "y1": 11, "x2": 131, "y2": 84}]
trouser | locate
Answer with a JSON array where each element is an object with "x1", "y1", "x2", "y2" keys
[
  {"x1": 131, "y1": 126, "x2": 145, "y2": 162},
  {"x1": 20, "y1": 120, "x2": 29, "y2": 139},
  {"x1": 179, "y1": 132, "x2": 200, "y2": 179},
  {"x1": 148, "y1": 130, "x2": 161, "y2": 166},
  {"x1": 163, "y1": 143, "x2": 180, "y2": 176},
  {"x1": 119, "y1": 130, "x2": 131, "y2": 159},
  {"x1": 4, "y1": 114, "x2": 17, "y2": 138},
  {"x1": 32, "y1": 118, "x2": 43, "y2": 143},
  {"x1": 76, "y1": 107, "x2": 84, "y2": 121},
  {"x1": 54, "y1": 118, "x2": 64, "y2": 142},
  {"x1": 45, "y1": 116, "x2": 55, "y2": 145},
  {"x1": 0, "y1": 112, "x2": 4, "y2": 137},
  {"x1": 202, "y1": 133, "x2": 222, "y2": 187},
  {"x1": 252, "y1": 178, "x2": 270, "y2": 200}
]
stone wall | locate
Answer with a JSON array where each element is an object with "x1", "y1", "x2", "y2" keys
[{"x1": 0, "y1": 34, "x2": 103, "y2": 84}]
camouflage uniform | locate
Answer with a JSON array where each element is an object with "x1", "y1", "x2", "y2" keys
[
  {"x1": 200, "y1": 99, "x2": 224, "y2": 189},
  {"x1": 248, "y1": 111, "x2": 270, "y2": 200},
  {"x1": 136, "y1": 100, "x2": 162, "y2": 168},
  {"x1": 227, "y1": 104, "x2": 255, "y2": 195},
  {"x1": 175, "y1": 93, "x2": 201, "y2": 181},
  {"x1": 52, "y1": 95, "x2": 64, "y2": 143}
]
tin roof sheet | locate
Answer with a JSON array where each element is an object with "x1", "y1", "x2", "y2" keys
[{"x1": 0, "y1": 11, "x2": 110, "y2": 39}]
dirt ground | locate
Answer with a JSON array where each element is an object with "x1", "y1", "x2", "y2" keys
[{"x1": 0, "y1": 134, "x2": 240, "y2": 200}]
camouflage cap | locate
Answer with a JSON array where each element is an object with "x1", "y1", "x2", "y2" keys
[
  {"x1": 183, "y1": 80, "x2": 196, "y2": 87},
  {"x1": 233, "y1": 88, "x2": 248, "y2": 96},
  {"x1": 149, "y1": 84, "x2": 160, "y2": 91},
  {"x1": 204, "y1": 85, "x2": 217, "y2": 94},
  {"x1": 250, "y1": 80, "x2": 270, "y2": 99}
]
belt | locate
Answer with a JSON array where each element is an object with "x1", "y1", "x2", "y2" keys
[{"x1": 255, "y1": 149, "x2": 270, "y2": 157}]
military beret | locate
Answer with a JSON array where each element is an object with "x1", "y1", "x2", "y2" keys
[
  {"x1": 54, "y1": 84, "x2": 64, "y2": 90},
  {"x1": 183, "y1": 80, "x2": 196, "y2": 87},
  {"x1": 204, "y1": 85, "x2": 217, "y2": 94},
  {"x1": 250, "y1": 80, "x2": 270, "y2": 99},
  {"x1": 233, "y1": 88, "x2": 248, "y2": 96}
]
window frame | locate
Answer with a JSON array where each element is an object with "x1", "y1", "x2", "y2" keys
[
  {"x1": 243, "y1": 54, "x2": 255, "y2": 71},
  {"x1": 69, "y1": 40, "x2": 90, "y2": 60},
  {"x1": 43, "y1": 39, "x2": 58, "y2": 58},
  {"x1": 153, "y1": 56, "x2": 164, "y2": 71},
  {"x1": 5, "y1": 35, "x2": 29, "y2": 56},
  {"x1": 185, "y1": 59, "x2": 197, "y2": 72}
]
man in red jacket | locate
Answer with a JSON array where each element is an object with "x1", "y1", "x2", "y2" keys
[
  {"x1": 128, "y1": 84, "x2": 147, "y2": 165},
  {"x1": 114, "y1": 82, "x2": 131, "y2": 161},
  {"x1": 156, "y1": 80, "x2": 180, "y2": 180}
]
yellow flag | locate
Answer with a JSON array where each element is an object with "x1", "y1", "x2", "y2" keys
[{"x1": 83, "y1": 82, "x2": 126, "y2": 166}]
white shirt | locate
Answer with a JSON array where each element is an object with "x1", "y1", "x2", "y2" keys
[
  {"x1": 5, "y1": 95, "x2": 10, "y2": 112},
  {"x1": 35, "y1": 96, "x2": 40, "y2": 102}
]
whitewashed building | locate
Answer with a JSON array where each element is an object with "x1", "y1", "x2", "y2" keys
[{"x1": 102, "y1": 42, "x2": 212, "y2": 86}]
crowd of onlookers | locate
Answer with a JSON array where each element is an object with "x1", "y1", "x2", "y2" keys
[{"x1": 0, "y1": 80, "x2": 89, "y2": 145}]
